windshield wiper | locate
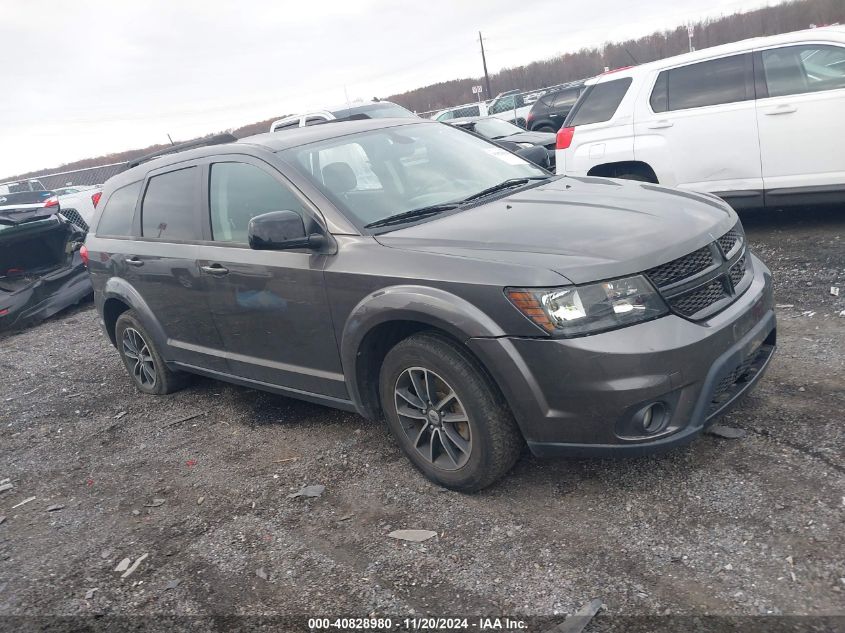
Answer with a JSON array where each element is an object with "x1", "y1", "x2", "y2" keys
[
  {"x1": 364, "y1": 203, "x2": 459, "y2": 229},
  {"x1": 460, "y1": 176, "x2": 550, "y2": 204}
]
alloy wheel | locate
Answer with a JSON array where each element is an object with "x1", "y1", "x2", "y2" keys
[
  {"x1": 122, "y1": 327, "x2": 157, "y2": 389},
  {"x1": 394, "y1": 367, "x2": 472, "y2": 471}
]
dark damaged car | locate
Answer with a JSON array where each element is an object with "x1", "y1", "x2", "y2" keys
[
  {"x1": 0, "y1": 180, "x2": 92, "y2": 331},
  {"x1": 85, "y1": 119, "x2": 776, "y2": 491}
]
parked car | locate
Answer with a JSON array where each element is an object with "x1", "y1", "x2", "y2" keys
[
  {"x1": 0, "y1": 181, "x2": 90, "y2": 331},
  {"x1": 526, "y1": 81, "x2": 586, "y2": 132},
  {"x1": 85, "y1": 118, "x2": 775, "y2": 491},
  {"x1": 447, "y1": 116, "x2": 556, "y2": 170},
  {"x1": 556, "y1": 26, "x2": 845, "y2": 208},
  {"x1": 432, "y1": 103, "x2": 487, "y2": 121},
  {"x1": 56, "y1": 185, "x2": 103, "y2": 233},
  {"x1": 486, "y1": 91, "x2": 531, "y2": 127},
  {"x1": 270, "y1": 100, "x2": 416, "y2": 132}
]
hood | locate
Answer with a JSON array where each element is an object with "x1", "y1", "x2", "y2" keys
[
  {"x1": 375, "y1": 176, "x2": 737, "y2": 284},
  {"x1": 496, "y1": 131, "x2": 556, "y2": 147}
]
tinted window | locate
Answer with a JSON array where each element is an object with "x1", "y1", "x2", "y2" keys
[
  {"x1": 666, "y1": 54, "x2": 750, "y2": 110},
  {"x1": 762, "y1": 45, "x2": 845, "y2": 97},
  {"x1": 650, "y1": 72, "x2": 668, "y2": 112},
  {"x1": 551, "y1": 89, "x2": 580, "y2": 108},
  {"x1": 96, "y1": 181, "x2": 141, "y2": 236},
  {"x1": 141, "y1": 167, "x2": 198, "y2": 240},
  {"x1": 567, "y1": 78, "x2": 632, "y2": 126},
  {"x1": 210, "y1": 163, "x2": 307, "y2": 243}
]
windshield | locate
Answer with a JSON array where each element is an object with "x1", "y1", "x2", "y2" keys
[
  {"x1": 279, "y1": 122, "x2": 546, "y2": 229},
  {"x1": 471, "y1": 118, "x2": 524, "y2": 139}
]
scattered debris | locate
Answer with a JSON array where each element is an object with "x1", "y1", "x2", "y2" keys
[
  {"x1": 144, "y1": 498, "x2": 165, "y2": 508},
  {"x1": 839, "y1": 309, "x2": 845, "y2": 318},
  {"x1": 0, "y1": 483, "x2": 12, "y2": 494},
  {"x1": 113, "y1": 411, "x2": 127, "y2": 420},
  {"x1": 114, "y1": 558, "x2": 131, "y2": 573},
  {"x1": 131, "y1": 509, "x2": 141, "y2": 516},
  {"x1": 724, "y1": 563, "x2": 734, "y2": 571},
  {"x1": 775, "y1": 304, "x2": 794, "y2": 309},
  {"x1": 801, "y1": 310, "x2": 816, "y2": 318},
  {"x1": 65, "y1": 392, "x2": 83, "y2": 399},
  {"x1": 273, "y1": 456, "x2": 300, "y2": 463},
  {"x1": 120, "y1": 553, "x2": 148, "y2": 579},
  {"x1": 165, "y1": 411, "x2": 206, "y2": 428},
  {"x1": 46, "y1": 504, "x2": 65, "y2": 512},
  {"x1": 84, "y1": 588, "x2": 98, "y2": 600},
  {"x1": 0, "y1": 516, "x2": 6, "y2": 526},
  {"x1": 256, "y1": 567, "x2": 268, "y2": 580},
  {"x1": 11, "y1": 496, "x2": 36, "y2": 509},
  {"x1": 100, "y1": 549, "x2": 113, "y2": 559},
  {"x1": 165, "y1": 579, "x2": 181, "y2": 591},
  {"x1": 337, "y1": 514, "x2": 353, "y2": 522},
  {"x1": 706, "y1": 424, "x2": 747, "y2": 439},
  {"x1": 832, "y1": 286, "x2": 840, "y2": 297},
  {"x1": 288, "y1": 484, "x2": 325, "y2": 499},
  {"x1": 0, "y1": 478, "x2": 8, "y2": 485},
  {"x1": 786, "y1": 555, "x2": 794, "y2": 565},
  {"x1": 388, "y1": 529, "x2": 437, "y2": 543},
  {"x1": 197, "y1": 496, "x2": 205, "y2": 505},
  {"x1": 546, "y1": 598, "x2": 603, "y2": 633},
  {"x1": 185, "y1": 459, "x2": 198, "y2": 467}
]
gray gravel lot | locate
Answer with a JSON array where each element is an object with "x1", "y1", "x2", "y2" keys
[{"x1": 0, "y1": 207, "x2": 843, "y2": 626}]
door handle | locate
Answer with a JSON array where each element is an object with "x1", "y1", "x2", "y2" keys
[
  {"x1": 764, "y1": 105, "x2": 797, "y2": 115},
  {"x1": 125, "y1": 257, "x2": 144, "y2": 267},
  {"x1": 647, "y1": 120, "x2": 674, "y2": 129},
  {"x1": 200, "y1": 264, "x2": 229, "y2": 276}
]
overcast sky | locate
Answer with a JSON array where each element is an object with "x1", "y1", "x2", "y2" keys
[{"x1": 1, "y1": 0, "x2": 773, "y2": 178}]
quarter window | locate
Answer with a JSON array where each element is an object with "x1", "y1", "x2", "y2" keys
[
  {"x1": 209, "y1": 162, "x2": 307, "y2": 243},
  {"x1": 96, "y1": 181, "x2": 141, "y2": 237},
  {"x1": 141, "y1": 167, "x2": 198, "y2": 241},
  {"x1": 567, "y1": 78, "x2": 632, "y2": 126},
  {"x1": 658, "y1": 54, "x2": 751, "y2": 111},
  {"x1": 761, "y1": 45, "x2": 845, "y2": 98}
]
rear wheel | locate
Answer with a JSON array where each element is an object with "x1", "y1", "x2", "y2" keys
[
  {"x1": 115, "y1": 310, "x2": 188, "y2": 395},
  {"x1": 534, "y1": 124, "x2": 556, "y2": 133},
  {"x1": 379, "y1": 332, "x2": 522, "y2": 492}
]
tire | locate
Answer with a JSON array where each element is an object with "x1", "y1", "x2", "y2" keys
[
  {"x1": 115, "y1": 310, "x2": 189, "y2": 395},
  {"x1": 379, "y1": 332, "x2": 523, "y2": 492},
  {"x1": 534, "y1": 124, "x2": 556, "y2": 133}
]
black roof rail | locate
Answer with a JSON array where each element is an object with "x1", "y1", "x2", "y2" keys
[{"x1": 127, "y1": 133, "x2": 238, "y2": 169}]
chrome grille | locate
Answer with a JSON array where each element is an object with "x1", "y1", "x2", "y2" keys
[
  {"x1": 60, "y1": 208, "x2": 89, "y2": 232},
  {"x1": 645, "y1": 222, "x2": 749, "y2": 321},
  {"x1": 646, "y1": 246, "x2": 714, "y2": 287}
]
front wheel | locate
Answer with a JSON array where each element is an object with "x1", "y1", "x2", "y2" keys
[{"x1": 379, "y1": 332, "x2": 523, "y2": 492}]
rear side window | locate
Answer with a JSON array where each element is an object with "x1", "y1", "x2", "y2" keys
[
  {"x1": 658, "y1": 54, "x2": 751, "y2": 111},
  {"x1": 141, "y1": 167, "x2": 198, "y2": 241},
  {"x1": 209, "y1": 162, "x2": 308, "y2": 243},
  {"x1": 96, "y1": 181, "x2": 141, "y2": 236},
  {"x1": 551, "y1": 88, "x2": 580, "y2": 108},
  {"x1": 761, "y1": 45, "x2": 845, "y2": 98},
  {"x1": 567, "y1": 78, "x2": 632, "y2": 126}
]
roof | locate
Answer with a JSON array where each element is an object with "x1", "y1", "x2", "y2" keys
[
  {"x1": 103, "y1": 119, "x2": 431, "y2": 190},
  {"x1": 589, "y1": 25, "x2": 845, "y2": 83}
]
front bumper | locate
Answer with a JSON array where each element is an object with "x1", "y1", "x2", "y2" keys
[{"x1": 468, "y1": 253, "x2": 776, "y2": 457}]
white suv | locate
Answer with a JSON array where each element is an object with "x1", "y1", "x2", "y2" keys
[{"x1": 556, "y1": 26, "x2": 845, "y2": 209}]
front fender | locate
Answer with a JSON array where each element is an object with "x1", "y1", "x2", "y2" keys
[
  {"x1": 101, "y1": 277, "x2": 168, "y2": 352},
  {"x1": 340, "y1": 285, "x2": 505, "y2": 416}
]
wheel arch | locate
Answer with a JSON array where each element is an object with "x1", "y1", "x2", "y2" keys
[
  {"x1": 587, "y1": 160, "x2": 658, "y2": 182},
  {"x1": 341, "y1": 286, "x2": 507, "y2": 420},
  {"x1": 101, "y1": 277, "x2": 168, "y2": 350}
]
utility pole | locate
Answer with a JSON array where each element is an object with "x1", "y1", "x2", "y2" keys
[
  {"x1": 479, "y1": 31, "x2": 492, "y2": 100},
  {"x1": 687, "y1": 24, "x2": 695, "y2": 53}
]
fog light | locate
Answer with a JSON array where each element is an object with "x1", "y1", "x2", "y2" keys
[{"x1": 635, "y1": 402, "x2": 669, "y2": 435}]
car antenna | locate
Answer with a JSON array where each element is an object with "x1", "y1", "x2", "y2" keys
[
  {"x1": 167, "y1": 133, "x2": 175, "y2": 146},
  {"x1": 625, "y1": 47, "x2": 639, "y2": 65}
]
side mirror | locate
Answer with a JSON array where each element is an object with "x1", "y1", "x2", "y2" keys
[{"x1": 247, "y1": 210, "x2": 325, "y2": 251}]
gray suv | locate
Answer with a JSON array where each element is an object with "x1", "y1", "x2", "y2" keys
[{"x1": 84, "y1": 119, "x2": 776, "y2": 491}]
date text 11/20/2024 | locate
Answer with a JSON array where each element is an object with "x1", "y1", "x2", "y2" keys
[{"x1": 308, "y1": 617, "x2": 528, "y2": 630}]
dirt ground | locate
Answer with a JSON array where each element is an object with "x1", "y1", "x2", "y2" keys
[{"x1": 0, "y1": 206, "x2": 843, "y2": 630}]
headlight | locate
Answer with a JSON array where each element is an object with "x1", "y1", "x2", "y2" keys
[{"x1": 506, "y1": 275, "x2": 668, "y2": 337}]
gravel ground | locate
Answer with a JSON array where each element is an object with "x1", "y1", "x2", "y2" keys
[{"x1": 0, "y1": 206, "x2": 843, "y2": 629}]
